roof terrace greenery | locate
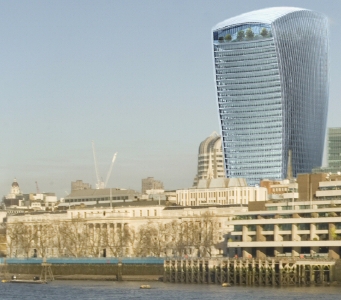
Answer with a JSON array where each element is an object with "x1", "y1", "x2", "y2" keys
[{"x1": 214, "y1": 23, "x2": 272, "y2": 44}]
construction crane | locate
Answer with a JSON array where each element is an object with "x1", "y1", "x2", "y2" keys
[
  {"x1": 35, "y1": 181, "x2": 40, "y2": 194},
  {"x1": 91, "y1": 141, "x2": 118, "y2": 189}
]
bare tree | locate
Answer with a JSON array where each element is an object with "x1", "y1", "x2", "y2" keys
[
  {"x1": 87, "y1": 224, "x2": 101, "y2": 257},
  {"x1": 15, "y1": 222, "x2": 38, "y2": 258},
  {"x1": 6, "y1": 223, "x2": 23, "y2": 257},
  {"x1": 52, "y1": 221, "x2": 66, "y2": 257},
  {"x1": 101, "y1": 223, "x2": 135, "y2": 257},
  {"x1": 135, "y1": 222, "x2": 166, "y2": 257},
  {"x1": 33, "y1": 223, "x2": 54, "y2": 258},
  {"x1": 58, "y1": 218, "x2": 88, "y2": 257},
  {"x1": 200, "y1": 212, "x2": 219, "y2": 257},
  {"x1": 166, "y1": 220, "x2": 186, "y2": 257}
]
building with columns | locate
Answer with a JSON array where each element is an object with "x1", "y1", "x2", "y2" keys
[{"x1": 6, "y1": 203, "x2": 241, "y2": 258}]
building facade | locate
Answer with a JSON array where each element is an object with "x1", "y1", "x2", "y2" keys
[
  {"x1": 313, "y1": 128, "x2": 341, "y2": 173},
  {"x1": 228, "y1": 199, "x2": 341, "y2": 259},
  {"x1": 178, "y1": 177, "x2": 267, "y2": 206},
  {"x1": 141, "y1": 177, "x2": 164, "y2": 194},
  {"x1": 193, "y1": 132, "x2": 225, "y2": 187},
  {"x1": 60, "y1": 188, "x2": 141, "y2": 209},
  {"x1": 71, "y1": 180, "x2": 92, "y2": 191},
  {"x1": 6, "y1": 204, "x2": 238, "y2": 258},
  {"x1": 212, "y1": 7, "x2": 329, "y2": 186}
]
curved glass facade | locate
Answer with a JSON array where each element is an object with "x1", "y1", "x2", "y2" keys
[{"x1": 213, "y1": 8, "x2": 329, "y2": 186}]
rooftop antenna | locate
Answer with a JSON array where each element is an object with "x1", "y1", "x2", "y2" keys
[{"x1": 92, "y1": 141, "x2": 102, "y2": 189}]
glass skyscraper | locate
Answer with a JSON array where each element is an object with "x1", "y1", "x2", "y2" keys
[{"x1": 212, "y1": 7, "x2": 329, "y2": 185}]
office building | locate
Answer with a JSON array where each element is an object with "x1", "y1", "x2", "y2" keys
[
  {"x1": 193, "y1": 132, "x2": 225, "y2": 187},
  {"x1": 313, "y1": 128, "x2": 341, "y2": 173},
  {"x1": 141, "y1": 177, "x2": 164, "y2": 194},
  {"x1": 328, "y1": 128, "x2": 341, "y2": 170},
  {"x1": 71, "y1": 180, "x2": 92, "y2": 191},
  {"x1": 212, "y1": 7, "x2": 329, "y2": 185}
]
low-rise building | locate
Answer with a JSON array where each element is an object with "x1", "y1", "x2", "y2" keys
[
  {"x1": 177, "y1": 178, "x2": 267, "y2": 206},
  {"x1": 6, "y1": 203, "x2": 244, "y2": 258},
  {"x1": 60, "y1": 188, "x2": 141, "y2": 209},
  {"x1": 260, "y1": 179, "x2": 298, "y2": 201},
  {"x1": 228, "y1": 198, "x2": 341, "y2": 259}
]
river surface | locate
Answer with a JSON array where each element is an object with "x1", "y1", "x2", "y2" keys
[{"x1": 0, "y1": 281, "x2": 340, "y2": 300}]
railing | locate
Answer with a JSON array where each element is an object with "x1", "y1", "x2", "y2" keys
[{"x1": 0, "y1": 257, "x2": 164, "y2": 264}]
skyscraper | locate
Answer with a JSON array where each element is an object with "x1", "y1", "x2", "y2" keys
[{"x1": 212, "y1": 7, "x2": 329, "y2": 185}]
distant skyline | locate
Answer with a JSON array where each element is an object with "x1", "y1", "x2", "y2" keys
[{"x1": 1, "y1": 0, "x2": 341, "y2": 197}]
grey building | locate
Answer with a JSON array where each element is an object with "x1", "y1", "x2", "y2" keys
[
  {"x1": 142, "y1": 177, "x2": 164, "y2": 194},
  {"x1": 61, "y1": 188, "x2": 141, "y2": 208},
  {"x1": 212, "y1": 7, "x2": 329, "y2": 185},
  {"x1": 71, "y1": 180, "x2": 92, "y2": 191}
]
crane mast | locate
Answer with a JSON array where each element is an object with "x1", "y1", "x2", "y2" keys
[
  {"x1": 92, "y1": 141, "x2": 102, "y2": 189},
  {"x1": 91, "y1": 141, "x2": 117, "y2": 189},
  {"x1": 105, "y1": 152, "x2": 118, "y2": 188}
]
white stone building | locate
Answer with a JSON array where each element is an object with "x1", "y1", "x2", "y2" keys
[
  {"x1": 177, "y1": 178, "x2": 267, "y2": 206},
  {"x1": 6, "y1": 203, "x2": 244, "y2": 259}
]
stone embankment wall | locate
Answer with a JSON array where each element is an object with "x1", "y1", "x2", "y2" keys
[{"x1": 8, "y1": 264, "x2": 163, "y2": 277}]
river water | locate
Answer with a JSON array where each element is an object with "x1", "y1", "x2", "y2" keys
[{"x1": 0, "y1": 281, "x2": 340, "y2": 300}]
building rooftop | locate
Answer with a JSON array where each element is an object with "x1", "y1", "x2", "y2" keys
[
  {"x1": 212, "y1": 7, "x2": 306, "y2": 30},
  {"x1": 58, "y1": 200, "x2": 170, "y2": 209},
  {"x1": 66, "y1": 188, "x2": 139, "y2": 198},
  {"x1": 196, "y1": 178, "x2": 248, "y2": 189}
]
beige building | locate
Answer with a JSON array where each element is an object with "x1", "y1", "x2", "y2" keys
[
  {"x1": 193, "y1": 132, "x2": 225, "y2": 187},
  {"x1": 260, "y1": 179, "x2": 298, "y2": 201},
  {"x1": 177, "y1": 178, "x2": 267, "y2": 206},
  {"x1": 6, "y1": 203, "x2": 244, "y2": 259},
  {"x1": 228, "y1": 198, "x2": 341, "y2": 259}
]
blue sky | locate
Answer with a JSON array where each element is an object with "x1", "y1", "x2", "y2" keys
[{"x1": 1, "y1": 0, "x2": 341, "y2": 197}]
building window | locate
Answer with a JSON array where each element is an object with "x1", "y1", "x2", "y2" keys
[
  {"x1": 154, "y1": 210, "x2": 157, "y2": 216},
  {"x1": 140, "y1": 210, "x2": 142, "y2": 217},
  {"x1": 133, "y1": 210, "x2": 135, "y2": 217}
]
